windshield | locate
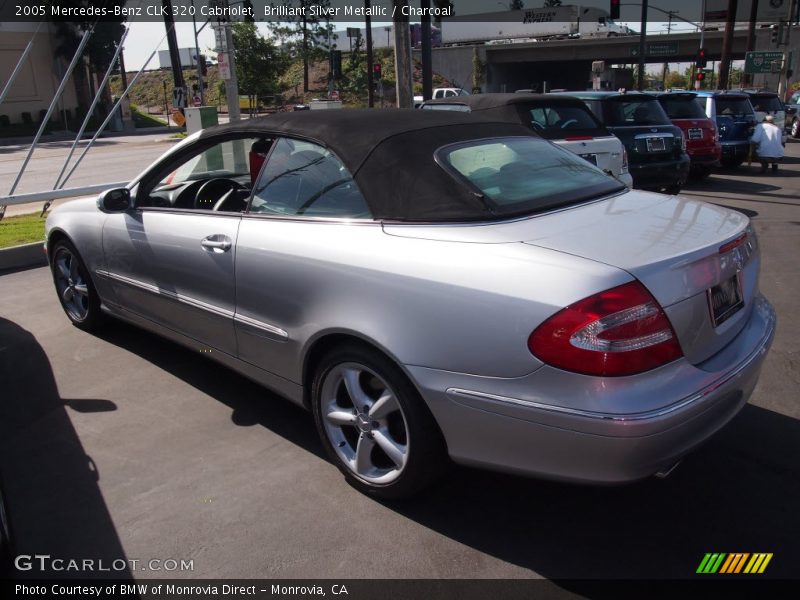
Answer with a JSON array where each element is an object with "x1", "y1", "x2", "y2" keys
[
  {"x1": 603, "y1": 97, "x2": 671, "y2": 126},
  {"x1": 658, "y1": 96, "x2": 707, "y2": 119},
  {"x1": 749, "y1": 96, "x2": 783, "y2": 112},
  {"x1": 716, "y1": 98, "x2": 754, "y2": 117},
  {"x1": 523, "y1": 104, "x2": 607, "y2": 139},
  {"x1": 437, "y1": 136, "x2": 624, "y2": 217}
]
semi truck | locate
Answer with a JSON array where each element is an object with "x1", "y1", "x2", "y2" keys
[{"x1": 440, "y1": 6, "x2": 632, "y2": 46}]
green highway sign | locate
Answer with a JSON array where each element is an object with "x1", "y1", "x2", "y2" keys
[
  {"x1": 745, "y1": 51, "x2": 784, "y2": 74},
  {"x1": 630, "y1": 42, "x2": 679, "y2": 57}
]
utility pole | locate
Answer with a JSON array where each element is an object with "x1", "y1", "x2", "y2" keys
[
  {"x1": 211, "y1": 0, "x2": 240, "y2": 121},
  {"x1": 393, "y1": 1, "x2": 413, "y2": 108},
  {"x1": 743, "y1": 0, "x2": 759, "y2": 87},
  {"x1": 637, "y1": 0, "x2": 648, "y2": 90},
  {"x1": 162, "y1": 0, "x2": 185, "y2": 111},
  {"x1": 366, "y1": 0, "x2": 374, "y2": 108},
  {"x1": 779, "y1": 0, "x2": 798, "y2": 97},
  {"x1": 421, "y1": 0, "x2": 433, "y2": 100},
  {"x1": 718, "y1": 0, "x2": 738, "y2": 90},
  {"x1": 191, "y1": 0, "x2": 204, "y2": 105},
  {"x1": 661, "y1": 11, "x2": 677, "y2": 90}
]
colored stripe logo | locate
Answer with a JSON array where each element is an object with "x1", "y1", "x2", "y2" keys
[{"x1": 697, "y1": 553, "x2": 773, "y2": 574}]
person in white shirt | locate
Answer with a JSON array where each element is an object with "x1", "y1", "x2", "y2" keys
[{"x1": 750, "y1": 115, "x2": 785, "y2": 173}]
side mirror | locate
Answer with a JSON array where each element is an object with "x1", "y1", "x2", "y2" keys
[{"x1": 98, "y1": 188, "x2": 130, "y2": 212}]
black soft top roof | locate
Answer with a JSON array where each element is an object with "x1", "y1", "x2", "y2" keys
[{"x1": 198, "y1": 109, "x2": 536, "y2": 221}]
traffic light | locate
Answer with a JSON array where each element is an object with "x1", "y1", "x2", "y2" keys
[
  {"x1": 331, "y1": 51, "x2": 342, "y2": 79},
  {"x1": 373, "y1": 63, "x2": 382, "y2": 79},
  {"x1": 696, "y1": 71, "x2": 706, "y2": 83},
  {"x1": 770, "y1": 23, "x2": 781, "y2": 46},
  {"x1": 695, "y1": 48, "x2": 707, "y2": 69},
  {"x1": 610, "y1": 0, "x2": 621, "y2": 19}
]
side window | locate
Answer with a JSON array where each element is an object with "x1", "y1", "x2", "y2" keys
[
  {"x1": 141, "y1": 136, "x2": 269, "y2": 212},
  {"x1": 249, "y1": 138, "x2": 371, "y2": 219}
]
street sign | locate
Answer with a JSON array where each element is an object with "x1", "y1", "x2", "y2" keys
[
  {"x1": 172, "y1": 86, "x2": 186, "y2": 109},
  {"x1": 630, "y1": 42, "x2": 679, "y2": 57},
  {"x1": 329, "y1": 90, "x2": 340, "y2": 100},
  {"x1": 171, "y1": 110, "x2": 186, "y2": 128},
  {"x1": 213, "y1": 25, "x2": 227, "y2": 52},
  {"x1": 193, "y1": 95, "x2": 202, "y2": 107},
  {"x1": 217, "y1": 53, "x2": 231, "y2": 80},
  {"x1": 745, "y1": 51, "x2": 784, "y2": 74}
]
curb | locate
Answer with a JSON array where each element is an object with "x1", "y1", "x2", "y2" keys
[{"x1": 0, "y1": 242, "x2": 47, "y2": 273}]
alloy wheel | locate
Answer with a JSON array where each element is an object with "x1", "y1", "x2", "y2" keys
[
  {"x1": 53, "y1": 247, "x2": 90, "y2": 322},
  {"x1": 319, "y1": 362, "x2": 409, "y2": 484}
]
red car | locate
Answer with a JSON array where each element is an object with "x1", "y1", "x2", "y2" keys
[{"x1": 656, "y1": 92, "x2": 721, "y2": 178}]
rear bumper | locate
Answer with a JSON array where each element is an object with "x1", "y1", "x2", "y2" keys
[
  {"x1": 410, "y1": 294, "x2": 775, "y2": 484},
  {"x1": 629, "y1": 156, "x2": 690, "y2": 189},
  {"x1": 720, "y1": 141, "x2": 750, "y2": 162},
  {"x1": 688, "y1": 145, "x2": 722, "y2": 167}
]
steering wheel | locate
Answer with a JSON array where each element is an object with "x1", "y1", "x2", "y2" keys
[
  {"x1": 530, "y1": 121, "x2": 545, "y2": 132},
  {"x1": 194, "y1": 178, "x2": 243, "y2": 211},
  {"x1": 559, "y1": 119, "x2": 579, "y2": 128}
]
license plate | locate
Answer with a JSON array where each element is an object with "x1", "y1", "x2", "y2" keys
[
  {"x1": 646, "y1": 137, "x2": 666, "y2": 152},
  {"x1": 688, "y1": 128, "x2": 703, "y2": 140},
  {"x1": 707, "y1": 272, "x2": 744, "y2": 327},
  {"x1": 579, "y1": 153, "x2": 597, "y2": 165}
]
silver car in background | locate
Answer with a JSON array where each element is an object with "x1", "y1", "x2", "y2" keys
[{"x1": 45, "y1": 110, "x2": 775, "y2": 498}]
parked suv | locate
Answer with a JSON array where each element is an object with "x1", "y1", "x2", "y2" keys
[
  {"x1": 654, "y1": 91, "x2": 721, "y2": 178},
  {"x1": 420, "y1": 93, "x2": 632, "y2": 186},
  {"x1": 693, "y1": 91, "x2": 756, "y2": 167},
  {"x1": 554, "y1": 90, "x2": 689, "y2": 193},
  {"x1": 787, "y1": 89, "x2": 800, "y2": 138},
  {"x1": 743, "y1": 90, "x2": 787, "y2": 145}
]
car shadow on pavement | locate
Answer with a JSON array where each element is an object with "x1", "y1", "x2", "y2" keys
[
  {"x1": 0, "y1": 317, "x2": 133, "y2": 581},
  {"x1": 385, "y1": 402, "x2": 799, "y2": 582},
  {"x1": 93, "y1": 320, "x2": 325, "y2": 459},
  {"x1": 683, "y1": 177, "x2": 781, "y2": 195}
]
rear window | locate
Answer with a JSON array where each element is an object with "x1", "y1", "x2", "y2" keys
[
  {"x1": 749, "y1": 95, "x2": 783, "y2": 112},
  {"x1": 658, "y1": 96, "x2": 707, "y2": 119},
  {"x1": 716, "y1": 97, "x2": 754, "y2": 117},
  {"x1": 437, "y1": 136, "x2": 624, "y2": 217},
  {"x1": 602, "y1": 97, "x2": 671, "y2": 126},
  {"x1": 523, "y1": 104, "x2": 607, "y2": 139}
]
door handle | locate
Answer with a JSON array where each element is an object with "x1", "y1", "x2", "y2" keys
[{"x1": 200, "y1": 235, "x2": 232, "y2": 253}]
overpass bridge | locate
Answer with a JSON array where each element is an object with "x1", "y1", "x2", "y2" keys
[{"x1": 423, "y1": 27, "x2": 785, "y2": 92}]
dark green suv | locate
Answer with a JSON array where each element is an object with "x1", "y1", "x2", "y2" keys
[{"x1": 553, "y1": 91, "x2": 690, "y2": 194}]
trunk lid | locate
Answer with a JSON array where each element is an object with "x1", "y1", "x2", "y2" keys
[{"x1": 383, "y1": 191, "x2": 757, "y2": 364}]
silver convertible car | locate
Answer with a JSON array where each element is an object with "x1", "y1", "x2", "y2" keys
[{"x1": 45, "y1": 110, "x2": 775, "y2": 498}]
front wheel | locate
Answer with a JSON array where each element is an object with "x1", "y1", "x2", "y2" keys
[
  {"x1": 311, "y1": 344, "x2": 447, "y2": 499},
  {"x1": 50, "y1": 239, "x2": 103, "y2": 331},
  {"x1": 792, "y1": 119, "x2": 799, "y2": 139}
]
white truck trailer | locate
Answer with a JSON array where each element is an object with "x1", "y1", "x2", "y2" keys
[{"x1": 440, "y1": 6, "x2": 632, "y2": 46}]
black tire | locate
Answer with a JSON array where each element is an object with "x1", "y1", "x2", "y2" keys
[
  {"x1": 664, "y1": 184, "x2": 682, "y2": 195},
  {"x1": 50, "y1": 239, "x2": 103, "y2": 331},
  {"x1": 689, "y1": 167, "x2": 712, "y2": 180},
  {"x1": 311, "y1": 343, "x2": 447, "y2": 499}
]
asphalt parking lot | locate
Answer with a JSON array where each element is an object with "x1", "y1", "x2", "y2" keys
[{"x1": 1, "y1": 143, "x2": 799, "y2": 583}]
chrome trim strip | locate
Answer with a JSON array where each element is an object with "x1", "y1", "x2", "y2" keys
[
  {"x1": 96, "y1": 270, "x2": 234, "y2": 319},
  {"x1": 446, "y1": 302, "x2": 775, "y2": 422},
  {"x1": 233, "y1": 313, "x2": 289, "y2": 341}
]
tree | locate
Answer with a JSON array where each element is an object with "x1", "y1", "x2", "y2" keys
[
  {"x1": 274, "y1": 1, "x2": 335, "y2": 92},
  {"x1": 543, "y1": 0, "x2": 562, "y2": 7},
  {"x1": 232, "y1": 22, "x2": 289, "y2": 103},
  {"x1": 665, "y1": 71, "x2": 688, "y2": 89},
  {"x1": 510, "y1": 1, "x2": 525, "y2": 9}
]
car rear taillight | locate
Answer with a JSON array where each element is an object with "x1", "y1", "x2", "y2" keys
[
  {"x1": 528, "y1": 281, "x2": 683, "y2": 377},
  {"x1": 621, "y1": 147, "x2": 629, "y2": 172}
]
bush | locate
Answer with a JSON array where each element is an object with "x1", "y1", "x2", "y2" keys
[
  {"x1": 21, "y1": 112, "x2": 32, "y2": 124},
  {"x1": 38, "y1": 109, "x2": 47, "y2": 123},
  {"x1": 0, "y1": 115, "x2": 9, "y2": 127}
]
